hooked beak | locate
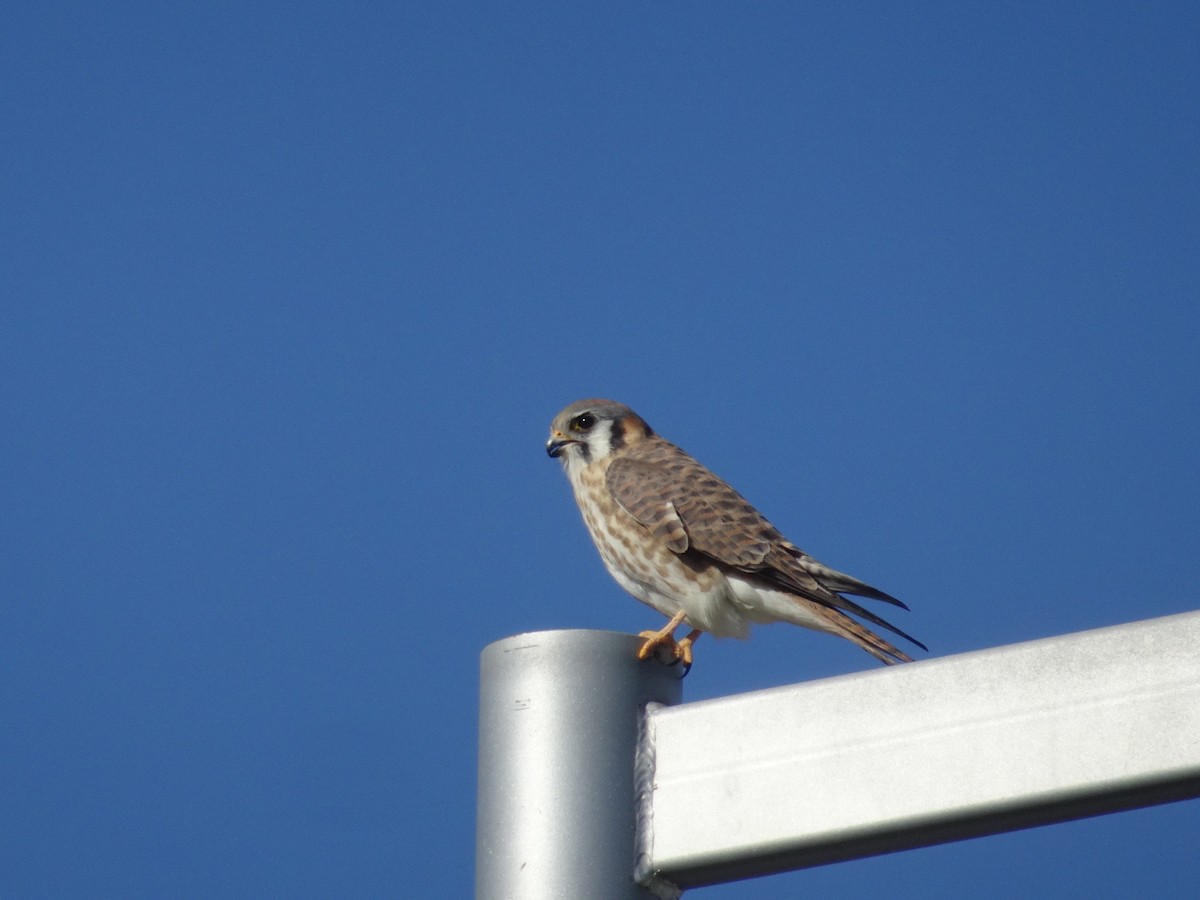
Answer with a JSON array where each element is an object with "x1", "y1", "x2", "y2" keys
[{"x1": 546, "y1": 432, "x2": 574, "y2": 458}]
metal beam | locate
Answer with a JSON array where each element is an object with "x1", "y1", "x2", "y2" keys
[
  {"x1": 639, "y1": 609, "x2": 1200, "y2": 891},
  {"x1": 476, "y1": 630, "x2": 684, "y2": 900}
]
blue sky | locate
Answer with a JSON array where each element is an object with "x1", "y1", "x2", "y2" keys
[{"x1": 3, "y1": 3, "x2": 1198, "y2": 897}]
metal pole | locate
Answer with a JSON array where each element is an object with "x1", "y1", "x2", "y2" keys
[
  {"x1": 476, "y1": 630, "x2": 684, "y2": 900},
  {"x1": 644, "y1": 609, "x2": 1200, "y2": 889}
]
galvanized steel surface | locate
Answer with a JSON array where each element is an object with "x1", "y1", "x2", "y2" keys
[
  {"x1": 476, "y1": 630, "x2": 683, "y2": 900},
  {"x1": 645, "y1": 610, "x2": 1200, "y2": 888}
]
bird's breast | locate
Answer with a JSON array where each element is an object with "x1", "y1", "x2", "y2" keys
[{"x1": 571, "y1": 460, "x2": 721, "y2": 601}]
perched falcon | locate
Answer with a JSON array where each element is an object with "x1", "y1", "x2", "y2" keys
[{"x1": 546, "y1": 399, "x2": 925, "y2": 667}]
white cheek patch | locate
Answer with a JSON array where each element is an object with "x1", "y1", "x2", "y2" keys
[{"x1": 587, "y1": 420, "x2": 615, "y2": 460}]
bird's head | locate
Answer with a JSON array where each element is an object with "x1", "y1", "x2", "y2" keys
[{"x1": 546, "y1": 399, "x2": 654, "y2": 471}]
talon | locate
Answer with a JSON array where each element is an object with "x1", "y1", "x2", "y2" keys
[
  {"x1": 675, "y1": 637, "x2": 694, "y2": 667},
  {"x1": 637, "y1": 630, "x2": 677, "y2": 662},
  {"x1": 637, "y1": 620, "x2": 703, "y2": 670},
  {"x1": 636, "y1": 611, "x2": 689, "y2": 663},
  {"x1": 675, "y1": 629, "x2": 702, "y2": 667}
]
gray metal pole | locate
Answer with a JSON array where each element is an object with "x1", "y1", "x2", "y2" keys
[
  {"x1": 476, "y1": 630, "x2": 684, "y2": 900},
  {"x1": 644, "y1": 609, "x2": 1200, "y2": 889}
]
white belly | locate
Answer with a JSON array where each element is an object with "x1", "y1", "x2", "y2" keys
[{"x1": 586, "y1": 525, "x2": 755, "y2": 639}]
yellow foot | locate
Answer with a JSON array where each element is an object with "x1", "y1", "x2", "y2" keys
[
  {"x1": 675, "y1": 634, "x2": 696, "y2": 667},
  {"x1": 637, "y1": 626, "x2": 700, "y2": 667},
  {"x1": 637, "y1": 629, "x2": 679, "y2": 662},
  {"x1": 636, "y1": 611, "x2": 693, "y2": 667}
]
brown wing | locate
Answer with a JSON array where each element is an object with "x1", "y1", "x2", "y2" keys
[
  {"x1": 605, "y1": 440, "x2": 776, "y2": 567},
  {"x1": 607, "y1": 439, "x2": 927, "y2": 659}
]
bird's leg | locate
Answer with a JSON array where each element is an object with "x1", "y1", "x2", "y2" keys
[{"x1": 637, "y1": 610, "x2": 689, "y2": 662}]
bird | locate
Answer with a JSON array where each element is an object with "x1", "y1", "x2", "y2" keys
[{"x1": 546, "y1": 398, "x2": 925, "y2": 667}]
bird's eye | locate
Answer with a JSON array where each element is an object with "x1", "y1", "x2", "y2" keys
[{"x1": 571, "y1": 413, "x2": 596, "y2": 432}]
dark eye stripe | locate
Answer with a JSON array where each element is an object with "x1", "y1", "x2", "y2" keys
[{"x1": 608, "y1": 419, "x2": 625, "y2": 452}]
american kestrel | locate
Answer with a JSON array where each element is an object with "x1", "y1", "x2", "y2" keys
[{"x1": 546, "y1": 399, "x2": 925, "y2": 667}]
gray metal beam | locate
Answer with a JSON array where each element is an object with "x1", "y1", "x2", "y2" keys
[
  {"x1": 476, "y1": 630, "x2": 684, "y2": 900},
  {"x1": 639, "y1": 609, "x2": 1200, "y2": 891}
]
